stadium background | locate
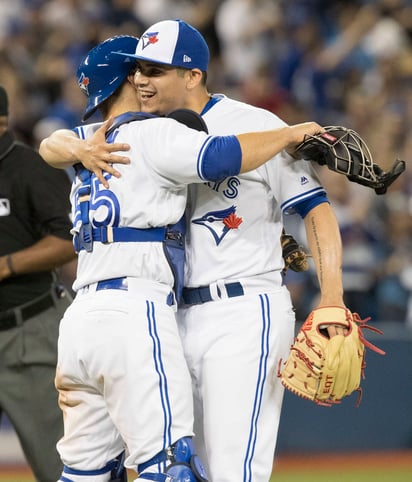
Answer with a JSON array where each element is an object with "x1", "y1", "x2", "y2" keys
[{"x1": 0, "y1": 0, "x2": 411, "y2": 479}]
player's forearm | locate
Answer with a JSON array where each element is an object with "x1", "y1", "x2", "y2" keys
[
  {"x1": 39, "y1": 130, "x2": 85, "y2": 169},
  {"x1": 237, "y1": 122, "x2": 323, "y2": 172},
  {"x1": 304, "y1": 202, "x2": 345, "y2": 307}
]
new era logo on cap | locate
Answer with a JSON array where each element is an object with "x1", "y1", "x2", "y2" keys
[{"x1": 132, "y1": 19, "x2": 209, "y2": 71}]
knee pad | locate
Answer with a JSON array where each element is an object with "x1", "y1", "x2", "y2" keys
[
  {"x1": 137, "y1": 437, "x2": 208, "y2": 482},
  {"x1": 168, "y1": 437, "x2": 208, "y2": 482},
  {"x1": 165, "y1": 460, "x2": 207, "y2": 482}
]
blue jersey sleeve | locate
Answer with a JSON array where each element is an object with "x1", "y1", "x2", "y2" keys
[
  {"x1": 294, "y1": 192, "x2": 330, "y2": 218},
  {"x1": 201, "y1": 135, "x2": 242, "y2": 181}
]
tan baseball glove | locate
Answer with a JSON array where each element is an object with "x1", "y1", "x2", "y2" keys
[{"x1": 278, "y1": 306, "x2": 385, "y2": 406}]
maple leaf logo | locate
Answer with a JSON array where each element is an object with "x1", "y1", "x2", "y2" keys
[
  {"x1": 148, "y1": 34, "x2": 158, "y2": 44},
  {"x1": 223, "y1": 213, "x2": 243, "y2": 229},
  {"x1": 141, "y1": 32, "x2": 159, "y2": 49}
]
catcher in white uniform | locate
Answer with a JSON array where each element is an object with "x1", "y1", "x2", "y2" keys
[{"x1": 40, "y1": 36, "x2": 324, "y2": 482}]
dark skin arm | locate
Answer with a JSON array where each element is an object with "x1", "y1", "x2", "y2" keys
[{"x1": 0, "y1": 235, "x2": 76, "y2": 281}]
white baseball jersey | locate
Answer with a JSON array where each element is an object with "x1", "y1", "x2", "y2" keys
[
  {"x1": 56, "y1": 114, "x2": 243, "y2": 475},
  {"x1": 70, "y1": 116, "x2": 231, "y2": 291},
  {"x1": 184, "y1": 94, "x2": 325, "y2": 288},
  {"x1": 177, "y1": 95, "x2": 327, "y2": 482}
]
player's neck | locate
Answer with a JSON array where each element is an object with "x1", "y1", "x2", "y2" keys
[
  {"x1": 104, "y1": 83, "x2": 140, "y2": 118},
  {"x1": 184, "y1": 89, "x2": 211, "y2": 115},
  {"x1": 108, "y1": 100, "x2": 140, "y2": 119}
]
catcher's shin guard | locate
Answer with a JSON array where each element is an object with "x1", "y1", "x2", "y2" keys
[
  {"x1": 59, "y1": 452, "x2": 126, "y2": 482},
  {"x1": 137, "y1": 437, "x2": 208, "y2": 481}
]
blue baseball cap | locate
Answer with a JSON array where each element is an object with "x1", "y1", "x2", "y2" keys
[{"x1": 114, "y1": 19, "x2": 210, "y2": 72}]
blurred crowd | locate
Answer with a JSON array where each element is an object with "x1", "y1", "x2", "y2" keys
[{"x1": 1, "y1": 0, "x2": 411, "y2": 324}]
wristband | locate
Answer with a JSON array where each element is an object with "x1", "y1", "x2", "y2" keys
[{"x1": 6, "y1": 254, "x2": 16, "y2": 276}]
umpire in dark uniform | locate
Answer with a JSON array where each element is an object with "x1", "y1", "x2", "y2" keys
[{"x1": 0, "y1": 86, "x2": 76, "y2": 481}]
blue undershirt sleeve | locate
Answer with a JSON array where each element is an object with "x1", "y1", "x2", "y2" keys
[{"x1": 201, "y1": 135, "x2": 242, "y2": 181}]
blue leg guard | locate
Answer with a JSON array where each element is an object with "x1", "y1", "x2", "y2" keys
[
  {"x1": 165, "y1": 463, "x2": 202, "y2": 481},
  {"x1": 137, "y1": 437, "x2": 208, "y2": 482}
]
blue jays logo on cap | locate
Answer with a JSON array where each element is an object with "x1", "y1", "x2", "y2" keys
[
  {"x1": 78, "y1": 73, "x2": 90, "y2": 96},
  {"x1": 141, "y1": 32, "x2": 159, "y2": 50}
]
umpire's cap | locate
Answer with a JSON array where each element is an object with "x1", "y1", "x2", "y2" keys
[
  {"x1": 0, "y1": 86, "x2": 8, "y2": 116},
  {"x1": 77, "y1": 35, "x2": 139, "y2": 121},
  {"x1": 113, "y1": 19, "x2": 209, "y2": 72}
]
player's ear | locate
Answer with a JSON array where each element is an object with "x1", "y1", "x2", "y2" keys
[
  {"x1": 186, "y1": 68, "x2": 203, "y2": 90},
  {"x1": 126, "y1": 64, "x2": 138, "y2": 84}
]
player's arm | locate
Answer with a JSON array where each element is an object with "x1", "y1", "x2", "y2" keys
[
  {"x1": 236, "y1": 122, "x2": 322, "y2": 173},
  {"x1": 41, "y1": 119, "x2": 323, "y2": 184},
  {"x1": 194, "y1": 121, "x2": 323, "y2": 182},
  {"x1": 39, "y1": 119, "x2": 130, "y2": 186},
  {"x1": 302, "y1": 201, "x2": 346, "y2": 337}
]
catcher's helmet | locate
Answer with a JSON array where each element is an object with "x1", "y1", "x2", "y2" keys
[{"x1": 77, "y1": 35, "x2": 139, "y2": 121}]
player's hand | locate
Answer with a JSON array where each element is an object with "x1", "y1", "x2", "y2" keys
[
  {"x1": 285, "y1": 122, "x2": 324, "y2": 158},
  {"x1": 316, "y1": 303, "x2": 349, "y2": 338},
  {"x1": 326, "y1": 324, "x2": 349, "y2": 337},
  {"x1": 316, "y1": 298, "x2": 349, "y2": 338},
  {"x1": 81, "y1": 117, "x2": 130, "y2": 188}
]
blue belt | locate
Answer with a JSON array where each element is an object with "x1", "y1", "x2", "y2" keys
[
  {"x1": 94, "y1": 277, "x2": 174, "y2": 306},
  {"x1": 182, "y1": 282, "x2": 244, "y2": 305},
  {"x1": 74, "y1": 226, "x2": 167, "y2": 252},
  {"x1": 92, "y1": 226, "x2": 166, "y2": 243},
  {"x1": 96, "y1": 277, "x2": 129, "y2": 291}
]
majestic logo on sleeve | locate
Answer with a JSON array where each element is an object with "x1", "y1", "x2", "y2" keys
[
  {"x1": 192, "y1": 205, "x2": 243, "y2": 246},
  {"x1": 141, "y1": 32, "x2": 159, "y2": 49}
]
